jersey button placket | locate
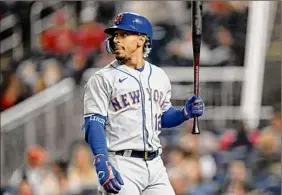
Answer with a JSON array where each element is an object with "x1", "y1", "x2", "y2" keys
[
  {"x1": 138, "y1": 74, "x2": 148, "y2": 150},
  {"x1": 140, "y1": 74, "x2": 154, "y2": 151}
]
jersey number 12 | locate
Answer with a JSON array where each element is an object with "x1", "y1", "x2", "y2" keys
[{"x1": 155, "y1": 113, "x2": 162, "y2": 130}]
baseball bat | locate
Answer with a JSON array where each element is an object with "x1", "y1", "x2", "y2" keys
[{"x1": 191, "y1": 1, "x2": 203, "y2": 134}]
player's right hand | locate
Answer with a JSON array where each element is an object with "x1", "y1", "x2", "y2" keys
[{"x1": 94, "y1": 154, "x2": 124, "y2": 194}]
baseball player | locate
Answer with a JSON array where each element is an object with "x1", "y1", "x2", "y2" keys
[{"x1": 83, "y1": 12, "x2": 205, "y2": 195}]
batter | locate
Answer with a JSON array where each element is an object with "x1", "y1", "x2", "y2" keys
[{"x1": 83, "y1": 12, "x2": 205, "y2": 195}]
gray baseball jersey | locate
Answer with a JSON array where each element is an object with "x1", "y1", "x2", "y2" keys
[{"x1": 84, "y1": 60, "x2": 172, "y2": 152}]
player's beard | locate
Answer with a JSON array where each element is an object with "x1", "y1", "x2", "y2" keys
[
  {"x1": 115, "y1": 55, "x2": 126, "y2": 61},
  {"x1": 114, "y1": 46, "x2": 126, "y2": 62},
  {"x1": 115, "y1": 51, "x2": 127, "y2": 63},
  {"x1": 115, "y1": 45, "x2": 139, "y2": 64}
]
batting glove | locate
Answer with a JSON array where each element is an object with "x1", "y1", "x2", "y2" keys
[
  {"x1": 94, "y1": 154, "x2": 124, "y2": 194},
  {"x1": 183, "y1": 95, "x2": 205, "y2": 119}
]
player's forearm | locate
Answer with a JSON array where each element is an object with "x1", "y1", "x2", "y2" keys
[
  {"x1": 161, "y1": 106, "x2": 188, "y2": 128},
  {"x1": 84, "y1": 114, "x2": 108, "y2": 156}
]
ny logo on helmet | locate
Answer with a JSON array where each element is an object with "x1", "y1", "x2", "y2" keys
[{"x1": 115, "y1": 14, "x2": 123, "y2": 25}]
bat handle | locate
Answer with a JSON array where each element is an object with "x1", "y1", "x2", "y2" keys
[{"x1": 192, "y1": 116, "x2": 200, "y2": 134}]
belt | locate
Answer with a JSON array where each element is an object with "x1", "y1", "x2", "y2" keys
[{"x1": 115, "y1": 150, "x2": 159, "y2": 161}]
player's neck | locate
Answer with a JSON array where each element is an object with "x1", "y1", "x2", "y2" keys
[{"x1": 123, "y1": 54, "x2": 145, "y2": 69}]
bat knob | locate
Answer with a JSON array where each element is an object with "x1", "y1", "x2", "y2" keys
[{"x1": 192, "y1": 117, "x2": 200, "y2": 134}]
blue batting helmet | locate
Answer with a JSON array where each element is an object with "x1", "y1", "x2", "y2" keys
[{"x1": 104, "y1": 12, "x2": 153, "y2": 56}]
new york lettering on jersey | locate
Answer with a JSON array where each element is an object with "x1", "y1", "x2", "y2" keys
[{"x1": 110, "y1": 88, "x2": 164, "y2": 112}]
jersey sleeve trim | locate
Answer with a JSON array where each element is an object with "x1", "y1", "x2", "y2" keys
[{"x1": 84, "y1": 113, "x2": 106, "y2": 118}]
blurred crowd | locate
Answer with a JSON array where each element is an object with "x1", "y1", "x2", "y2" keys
[
  {"x1": 0, "y1": 1, "x2": 249, "y2": 112},
  {"x1": 162, "y1": 110, "x2": 281, "y2": 195},
  {"x1": 1, "y1": 111, "x2": 281, "y2": 195},
  {"x1": 2, "y1": 142, "x2": 99, "y2": 195},
  {"x1": 0, "y1": 1, "x2": 110, "y2": 112}
]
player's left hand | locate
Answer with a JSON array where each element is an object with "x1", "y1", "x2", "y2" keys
[
  {"x1": 94, "y1": 154, "x2": 124, "y2": 194},
  {"x1": 183, "y1": 95, "x2": 205, "y2": 119}
]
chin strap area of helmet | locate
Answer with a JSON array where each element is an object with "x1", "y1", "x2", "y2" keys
[{"x1": 105, "y1": 37, "x2": 114, "y2": 55}]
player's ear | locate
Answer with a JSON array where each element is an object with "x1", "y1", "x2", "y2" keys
[{"x1": 137, "y1": 35, "x2": 146, "y2": 47}]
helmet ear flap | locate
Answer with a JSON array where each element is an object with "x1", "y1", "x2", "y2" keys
[{"x1": 105, "y1": 37, "x2": 114, "y2": 55}]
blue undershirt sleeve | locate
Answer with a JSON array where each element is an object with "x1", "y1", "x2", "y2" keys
[
  {"x1": 83, "y1": 114, "x2": 107, "y2": 156},
  {"x1": 161, "y1": 106, "x2": 189, "y2": 128}
]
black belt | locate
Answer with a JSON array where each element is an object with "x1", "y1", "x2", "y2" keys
[{"x1": 115, "y1": 150, "x2": 159, "y2": 161}]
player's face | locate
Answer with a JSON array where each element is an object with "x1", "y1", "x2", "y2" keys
[{"x1": 112, "y1": 30, "x2": 144, "y2": 61}]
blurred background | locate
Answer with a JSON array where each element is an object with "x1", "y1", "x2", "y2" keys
[{"x1": 0, "y1": 1, "x2": 281, "y2": 195}]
